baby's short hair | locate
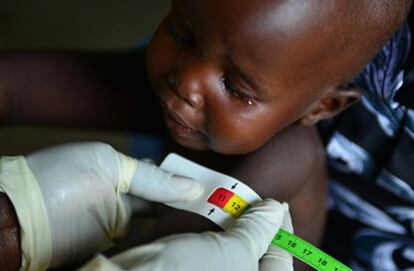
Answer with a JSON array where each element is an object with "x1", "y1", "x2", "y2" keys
[
  {"x1": 312, "y1": 0, "x2": 412, "y2": 85},
  {"x1": 359, "y1": 1, "x2": 411, "y2": 47}
]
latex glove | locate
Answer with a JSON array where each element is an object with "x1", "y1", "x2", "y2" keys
[
  {"x1": 80, "y1": 199, "x2": 293, "y2": 271},
  {"x1": 0, "y1": 142, "x2": 203, "y2": 270},
  {"x1": 259, "y1": 203, "x2": 294, "y2": 271}
]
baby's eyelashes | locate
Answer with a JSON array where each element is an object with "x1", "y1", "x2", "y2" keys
[
  {"x1": 221, "y1": 77, "x2": 254, "y2": 106},
  {"x1": 166, "y1": 15, "x2": 194, "y2": 47}
]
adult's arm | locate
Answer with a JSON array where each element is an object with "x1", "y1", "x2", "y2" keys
[{"x1": 0, "y1": 192, "x2": 21, "y2": 271}]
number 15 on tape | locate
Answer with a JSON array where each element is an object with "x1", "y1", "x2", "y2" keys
[
  {"x1": 161, "y1": 153, "x2": 352, "y2": 271},
  {"x1": 208, "y1": 187, "x2": 352, "y2": 271}
]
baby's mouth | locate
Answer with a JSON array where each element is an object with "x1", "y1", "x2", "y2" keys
[
  {"x1": 165, "y1": 111, "x2": 197, "y2": 132},
  {"x1": 158, "y1": 97, "x2": 196, "y2": 129},
  {"x1": 157, "y1": 88, "x2": 206, "y2": 138}
]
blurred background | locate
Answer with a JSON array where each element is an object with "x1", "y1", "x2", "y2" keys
[
  {"x1": 0, "y1": 0, "x2": 169, "y2": 156},
  {"x1": 0, "y1": 0, "x2": 168, "y2": 50}
]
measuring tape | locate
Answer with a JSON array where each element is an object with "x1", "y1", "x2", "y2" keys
[
  {"x1": 272, "y1": 229, "x2": 352, "y2": 271},
  {"x1": 161, "y1": 153, "x2": 353, "y2": 271},
  {"x1": 207, "y1": 187, "x2": 352, "y2": 271}
]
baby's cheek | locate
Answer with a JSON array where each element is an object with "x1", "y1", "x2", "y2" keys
[
  {"x1": 204, "y1": 106, "x2": 275, "y2": 154},
  {"x1": 146, "y1": 45, "x2": 170, "y2": 77},
  {"x1": 147, "y1": 32, "x2": 178, "y2": 76}
]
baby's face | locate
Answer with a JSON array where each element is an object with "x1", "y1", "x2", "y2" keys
[{"x1": 146, "y1": 0, "x2": 359, "y2": 154}]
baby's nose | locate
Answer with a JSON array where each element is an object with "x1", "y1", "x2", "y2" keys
[{"x1": 168, "y1": 72, "x2": 205, "y2": 110}]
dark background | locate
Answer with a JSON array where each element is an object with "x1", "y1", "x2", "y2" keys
[
  {"x1": 0, "y1": 0, "x2": 168, "y2": 50},
  {"x1": 0, "y1": 1, "x2": 169, "y2": 155}
]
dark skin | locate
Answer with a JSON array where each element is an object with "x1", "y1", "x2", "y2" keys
[
  {"x1": 0, "y1": 53, "x2": 326, "y2": 271},
  {"x1": 1, "y1": 0, "x2": 410, "y2": 269},
  {"x1": 146, "y1": 0, "x2": 364, "y2": 154},
  {"x1": 129, "y1": 2, "x2": 363, "y2": 268},
  {"x1": 0, "y1": 193, "x2": 21, "y2": 271}
]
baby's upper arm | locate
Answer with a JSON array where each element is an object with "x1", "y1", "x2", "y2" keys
[
  {"x1": 226, "y1": 124, "x2": 328, "y2": 271},
  {"x1": 107, "y1": 124, "x2": 327, "y2": 271},
  {"x1": 229, "y1": 124, "x2": 328, "y2": 246},
  {"x1": 126, "y1": 124, "x2": 327, "y2": 240}
]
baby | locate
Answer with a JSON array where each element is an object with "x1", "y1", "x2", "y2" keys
[
  {"x1": 0, "y1": 0, "x2": 412, "y2": 270},
  {"x1": 141, "y1": 1, "x2": 412, "y2": 270}
]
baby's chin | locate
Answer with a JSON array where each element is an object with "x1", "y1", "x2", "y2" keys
[
  {"x1": 170, "y1": 131, "x2": 260, "y2": 155},
  {"x1": 208, "y1": 140, "x2": 265, "y2": 155},
  {"x1": 172, "y1": 134, "x2": 210, "y2": 151},
  {"x1": 172, "y1": 135, "x2": 236, "y2": 155},
  {"x1": 185, "y1": 140, "x2": 257, "y2": 156}
]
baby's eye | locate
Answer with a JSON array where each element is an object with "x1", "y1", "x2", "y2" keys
[
  {"x1": 167, "y1": 23, "x2": 193, "y2": 47},
  {"x1": 222, "y1": 78, "x2": 254, "y2": 106}
]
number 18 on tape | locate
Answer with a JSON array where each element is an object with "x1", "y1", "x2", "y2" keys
[{"x1": 208, "y1": 187, "x2": 352, "y2": 271}]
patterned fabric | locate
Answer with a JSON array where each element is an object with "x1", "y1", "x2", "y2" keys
[{"x1": 319, "y1": 18, "x2": 414, "y2": 271}]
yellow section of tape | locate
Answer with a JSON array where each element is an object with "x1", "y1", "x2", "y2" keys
[{"x1": 223, "y1": 194, "x2": 250, "y2": 218}]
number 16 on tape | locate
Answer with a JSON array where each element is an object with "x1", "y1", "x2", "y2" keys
[
  {"x1": 208, "y1": 187, "x2": 352, "y2": 271},
  {"x1": 272, "y1": 229, "x2": 352, "y2": 271}
]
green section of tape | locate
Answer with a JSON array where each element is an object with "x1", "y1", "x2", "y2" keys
[{"x1": 271, "y1": 229, "x2": 352, "y2": 271}]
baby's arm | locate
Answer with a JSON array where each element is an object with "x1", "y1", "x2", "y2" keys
[
  {"x1": 108, "y1": 124, "x2": 327, "y2": 270},
  {"x1": 228, "y1": 124, "x2": 328, "y2": 249},
  {"x1": 233, "y1": 124, "x2": 328, "y2": 271}
]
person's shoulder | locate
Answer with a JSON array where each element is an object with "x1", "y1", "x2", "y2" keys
[
  {"x1": 169, "y1": 123, "x2": 326, "y2": 201},
  {"x1": 228, "y1": 124, "x2": 328, "y2": 250},
  {"x1": 229, "y1": 124, "x2": 326, "y2": 202}
]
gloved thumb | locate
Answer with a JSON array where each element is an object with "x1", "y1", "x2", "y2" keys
[
  {"x1": 259, "y1": 203, "x2": 294, "y2": 271},
  {"x1": 225, "y1": 199, "x2": 286, "y2": 260},
  {"x1": 128, "y1": 160, "x2": 203, "y2": 203}
]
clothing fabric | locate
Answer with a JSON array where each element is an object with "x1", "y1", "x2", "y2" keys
[
  {"x1": 0, "y1": 156, "x2": 52, "y2": 271},
  {"x1": 319, "y1": 16, "x2": 414, "y2": 271}
]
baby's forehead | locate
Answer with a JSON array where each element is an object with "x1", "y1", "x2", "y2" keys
[
  {"x1": 177, "y1": 0, "x2": 399, "y2": 87},
  {"x1": 187, "y1": 0, "x2": 355, "y2": 55},
  {"x1": 205, "y1": 2, "x2": 351, "y2": 69},
  {"x1": 193, "y1": 0, "x2": 334, "y2": 34}
]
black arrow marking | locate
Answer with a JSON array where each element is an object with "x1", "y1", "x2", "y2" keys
[
  {"x1": 231, "y1": 183, "x2": 238, "y2": 190},
  {"x1": 208, "y1": 208, "x2": 215, "y2": 216}
]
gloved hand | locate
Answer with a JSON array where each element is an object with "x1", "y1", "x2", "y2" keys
[
  {"x1": 0, "y1": 142, "x2": 203, "y2": 270},
  {"x1": 80, "y1": 199, "x2": 293, "y2": 271},
  {"x1": 259, "y1": 202, "x2": 294, "y2": 271}
]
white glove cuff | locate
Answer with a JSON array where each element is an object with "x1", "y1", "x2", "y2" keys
[
  {"x1": 0, "y1": 156, "x2": 52, "y2": 271},
  {"x1": 110, "y1": 150, "x2": 138, "y2": 239},
  {"x1": 113, "y1": 150, "x2": 138, "y2": 194}
]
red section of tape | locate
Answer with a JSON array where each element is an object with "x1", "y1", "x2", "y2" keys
[{"x1": 207, "y1": 187, "x2": 234, "y2": 208}]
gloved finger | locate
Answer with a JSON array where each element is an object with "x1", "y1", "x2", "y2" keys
[
  {"x1": 259, "y1": 203, "x2": 294, "y2": 271},
  {"x1": 129, "y1": 161, "x2": 203, "y2": 203},
  {"x1": 259, "y1": 245, "x2": 293, "y2": 271},
  {"x1": 80, "y1": 243, "x2": 165, "y2": 271},
  {"x1": 280, "y1": 202, "x2": 294, "y2": 233},
  {"x1": 226, "y1": 199, "x2": 286, "y2": 260}
]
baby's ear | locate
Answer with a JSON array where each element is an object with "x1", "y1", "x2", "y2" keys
[{"x1": 299, "y1": 84, "x2": 361, "y2": 126}]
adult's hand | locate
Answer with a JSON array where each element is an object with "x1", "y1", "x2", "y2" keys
[
  {"x1": 81, "y1": 199, "x2": 293, "y2": 271},
  {"x1": 0, "y1": 142, "x2": 203, "y2": 270}
]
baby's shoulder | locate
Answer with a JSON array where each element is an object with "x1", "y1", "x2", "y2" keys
[
  {"x1": 230, "y1": 124, "x2": 327, "y2": 202},
  {"x1": 170, "y1": 124, "x2": 326, "y2": 201}
]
